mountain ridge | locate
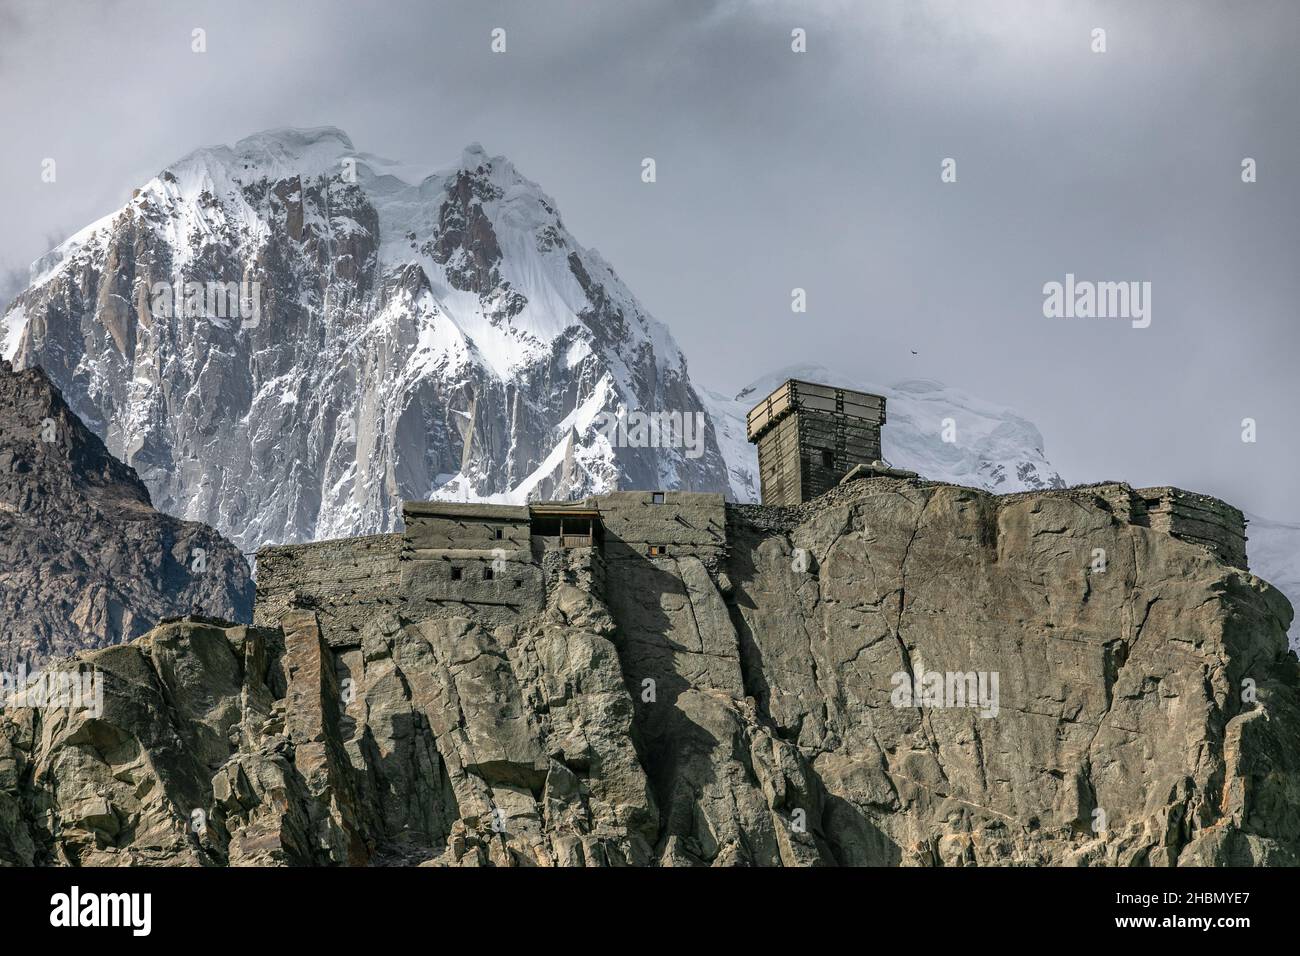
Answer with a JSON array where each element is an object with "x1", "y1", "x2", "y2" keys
[
  {"x1": 2, "y1": 127, "x2": 730, "y2": 551},
  {"x1": 0, "y1": 359, "x2": 252, "y2": 670}
]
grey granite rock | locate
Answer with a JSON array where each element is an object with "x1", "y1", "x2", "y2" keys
[{"x1": 1, "y1": 478, "x2": 1295, "y2": 866}]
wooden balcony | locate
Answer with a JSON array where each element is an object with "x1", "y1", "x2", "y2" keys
[{"x1": 559, "y1": 534, "x2": 593, "y2": 549}]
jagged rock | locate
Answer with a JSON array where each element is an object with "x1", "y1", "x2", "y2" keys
[
  {"x1": 1, "y1": 129, "x2": 1092, "y2": 564},
  {"x1": 0, "y1": 360, "x2": 253, "y2": 671},
  {"x1": 1, "y1": 478, "x2": 1296, "y2": 866},
  {"x1": 1, "y1": 128, "x2": 732, "y2": 552}
]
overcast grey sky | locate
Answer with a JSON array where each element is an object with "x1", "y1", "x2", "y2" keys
[{"x1": 1, "y1": 0, "x2": 1297, "y2": 520}]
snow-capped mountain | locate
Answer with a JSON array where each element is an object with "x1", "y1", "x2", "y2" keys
[
  {"x1": 703, "y1": 363, "x2": 1066, "y2": 502},
  {"x1": 1, "y1": 127, "x2": 730, "y2": 550},
  {"x1": 2, "y1": 125, "x2": 1292, "y2": 640}
]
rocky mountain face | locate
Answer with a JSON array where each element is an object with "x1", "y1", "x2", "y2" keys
[
  {"x1": 2, "y1": 478, "x2": 1295, "y2": 866},
  {"x1": 0, "y1": 360, "x2": 252, "y2": 672},
  {"x1": 0, "y1": 128, "x2": 731, "y2": 552}
]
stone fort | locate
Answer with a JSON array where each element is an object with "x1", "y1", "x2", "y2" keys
[
  {"x1": 254, "y1": 377, "x2": 1249, "y2": 641},
  {"x1": 254, "y1": 490, "x2": 729, "y2": 645}
]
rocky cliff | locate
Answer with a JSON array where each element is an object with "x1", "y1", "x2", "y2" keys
[
  {"x1": 2, "y1": 477, "x2": 1295, "y2": 866},
  {"x1": 0, "y1": 360, "x2": 253, "y2": 672}
]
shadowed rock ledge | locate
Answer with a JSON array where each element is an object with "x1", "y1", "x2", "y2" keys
[{"x1": 1, "y1": 478, "x2": 1296, "y2": 866}]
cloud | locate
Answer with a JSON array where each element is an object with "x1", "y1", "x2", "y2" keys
[{"x1": 0, "y1": 0, "x2": 1296, "y2": 523}]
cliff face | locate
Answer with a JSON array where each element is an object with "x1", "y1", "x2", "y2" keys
[
  {"x1": 0, "y1": 360, "x2": 253, "y2": 671},
  {"x1": 1, "y1": 479, "x2": 1296, "y2": 866}
]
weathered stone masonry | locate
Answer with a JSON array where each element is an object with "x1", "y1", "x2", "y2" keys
[
  {"x1": 190, "y1": 402, "x2": 1277, "y2": 866},
  {"x1": 255, "y1": 491, "x2": 728, "y2": 646},
  {"x1": 256, "y1": 479, "x2": 1251, "y2": 648}
]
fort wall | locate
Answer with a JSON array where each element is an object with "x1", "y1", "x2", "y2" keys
[
  {"x1": 254, "y1": 533, "x2": 403, "y2": 647},
  {"x1": 1136, "y1": 486, "x2": 1248, "y2": 570},
  {"x1": 397, "y1": 501, "x2": 545, "y2": 625},
  {"x1": 402, "y1": 502, "x2": 531, "y2": 552},
  {"x1": 252, "y1": 481, "x2": 1251, "y2": 641},
  {"x1": 1000, "y1": 481, "x2": 1249, "y2": 570},
  {"x1": 597, "y1": 491, "x2": 727, "y2": 567}
]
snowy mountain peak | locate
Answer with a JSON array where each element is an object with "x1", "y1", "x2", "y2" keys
[
  {"x1": 459, "y1": 141, "x2": 490, "y2": 165},
  {"x1": 3, "y1": 128, "x2": 1295, "y2": 646},
  {"x1": 165, "y1": 125, "x2": 358, "y2": 191},
  {"x1": 3, "y1": 129, "x2": 730, "y2": 549}
]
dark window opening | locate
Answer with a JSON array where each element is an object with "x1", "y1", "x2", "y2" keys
[
  {"x1": 531, "y1": 514, "x2": 562, "y2": 537},
  {"x1": 530, "y1": 513, "x2": 601, "y2": 548},
  {"x1": 648, "y1": 545, "x2": 667, "y2": 556},
  {"x1": 651, "y1": 492, "x2": 665, "y2": 504},
  {"x1": 820, "y1": 449, "x2": 834, "y2": 469},
  {"x1": 450, "y1": 566, "x2": 462, "y2": 581},
  {"x1": 513, "y1": 579, "x2": 523, "y2": 588},
  {"x1": 493, "y1": 527, "x2": 504, "y2": 539},
  {"x1": 483, "y1": 566, "x2": 494, "y2": 581}
]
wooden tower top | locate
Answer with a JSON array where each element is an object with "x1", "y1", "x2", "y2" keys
[
  {"x1": 746, "y1": 379, "x2": 888, "y2": 506},
  {"x1": 746, "y1": 379, "x2": 886, "y2": 442}
]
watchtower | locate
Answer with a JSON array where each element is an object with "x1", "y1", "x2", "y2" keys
[{"x1": 746, "y1": 379, "x2": 887, "y2": 506}]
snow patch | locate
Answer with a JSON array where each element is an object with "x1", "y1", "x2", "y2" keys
[{"x1": 1, "y1": 305, "x2": 28, "y2": 362}]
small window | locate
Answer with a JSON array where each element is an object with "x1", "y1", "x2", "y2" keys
[
  {"x1": 493, "y1": 527, "x2": 504, "y2": 540},
  {"x1": 450, "y1": 566, "x2": 462, "y2": 581},
  {"x1": 821, "y1": 449, "x2": 834, "y2": 469},
  {"x1": 483, "y1": 566, "x2": 494, "y2": 581},
  {"x1": 513, "y1": 579, "x2": 523, "y2": 589},
  {"x1": 648, "y1": 545, "x2": 667, "y2": 557},
  {"x1": 651, "y1": 492, "x2": 665, "y2": 504}
]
